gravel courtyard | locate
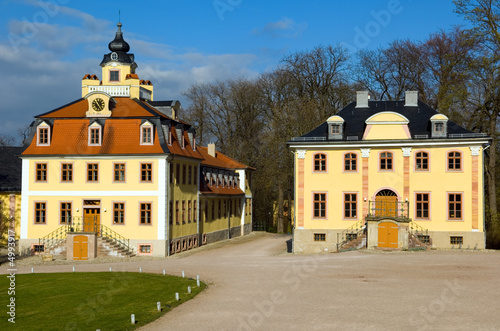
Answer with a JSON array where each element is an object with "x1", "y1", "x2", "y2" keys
[{"x1": 7, "y1": 233, "x2": 500, "y2": 330}]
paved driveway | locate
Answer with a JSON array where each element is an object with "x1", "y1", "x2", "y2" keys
[{"x1": 10, "y1": 233, "x2": 500, "y2": 330}]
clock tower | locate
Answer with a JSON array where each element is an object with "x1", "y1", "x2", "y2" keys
[{"x1": 81, "y1": 22, "x2": 154, "y2": 102}]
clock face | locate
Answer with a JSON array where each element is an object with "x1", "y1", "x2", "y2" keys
[{"x1": 92, "y1": 98, "x2": 105, "y2": 112}]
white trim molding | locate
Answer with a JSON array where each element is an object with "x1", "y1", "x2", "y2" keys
[
  {"x1": 402, "y1": 147, "x2": 412, "y2": 157},
  {"x1": 297, "y1": 150, "x2": 306, "y2": 159},
  {"x1": 361, "y1": 148, "x2": 371, "y2": 158},
  {"x1": 470, "y1": 146, "x2": 481, "y2": 156}
]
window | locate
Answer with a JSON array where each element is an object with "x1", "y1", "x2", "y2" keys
[
  {"x1": 434, "y1": 122, "x2": 444, "y2": 133},
  {"x1": 415, "y1": 193, "x2": 429, "y2": 219},
  {"x1": 169, "y1": 201, "x2": 173, "y2": 225},
  {"x1": 188, "y1": 165, "x2": 192, "y2": 185},
  {"x1": 141, "y1": 126, "x2": 153, "y2": 144},
  {"x1": 109, "y1": 70, "x2": 119, "y2": 82},
  {"x1": 204, "y1": 200, "x2": 208, "y2": 222},
  {"x1": 344, "y1": 193, "x2": 357, "y2": 218},
  {"x1": 344, "y1": 153, "x2": 357, "y2": 171},
  {"x1": 188, "y1": 200, "x2": 192, "y2": 223},
  {"x1": 139, "y1": 244, "x2": 152, "y2": 255},
  {"x1": 314, "y1": 233, "x2": 326, "y2": 241},
  {"x1": 61, "y1": 163, "x2": 73, "y2": 182},
  {"x1": 331, "y1": 124, "x2": 340, "y2": 134},
  {"x1": 212, "y1": 200, "x2": 215, "y2": 220},
  {"x1": 194, "y1": 166, "x2": 198, "y2": 186},
  {"x1": 60, "y1": 202, "x2": 72, "y2": 224},
  {"x1": 448, "y1": 151, "x2": 461, "y2": 171},
  {"x1": 176, "y1": 163, "x2": 180, "y2": 184},
  {"x1": 314, "y1": 153, "x2": 327, "y2": 172},
  {"x1": 194, "y1": 200, "x2": 197, "y2": 222},
  {"x1": 32, "y1": 244, "x2": 45, "y2": 254},
  {"x1": 415, "y1": 152, "x2": 429, "y2": 170},
  {"x1": 418, "y1": 235, "x2": 430, "y2": 244},
  {"x1": 380, "y1": 152, "x2": 393, "y2": 170},
  {"x1": 141, "y1": 163, "x2": 152, "y2": 182},
  {"x1": 35, "y1": 202, "x2": 46, "y2": 224},
  {"x1": 140, "y1": 203, "x2": 152, "y2": 224},
  {"x1": 313, "y1": 193, "x2": 326, "y2": 218},
  {"x1": 114, "y1": 163, "x2": 125, "y2": 182},
  {"x1": 87, "y1": 163, "x2": 99, "y2": 182},
  {"x1": 175, "y1": 201, "x2": 179, "y2": 224},
  {"x1": 450, "y1": 236, "x2": 463, "y2": 245},
  {"x1": 37, "y1": 127, "x2": 49, "y2": 145},
  {"x1": 113, "y1": 203, "x2": 125, "y2": 224},
  {"x1": 182, "y1": 201, "x2": 186, "y2": 224},
  {"x1": 89, "y1": 127, "x2": 101, "y2": 146},
  {"x1": 182, "y1": 164, "x2": 186, "y2": 184},
  {"x1": 218, "y1": 200, "x2": 221, "y2": 218},
  {"x1": 36, "y1": 163, "x2": 47, "y2": 182},
  {"x1": 448, "y1": 193, "x2": 462, "y2": 220}
]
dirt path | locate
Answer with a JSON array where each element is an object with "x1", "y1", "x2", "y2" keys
[{"x1": 4, "y1": 233, "x2": 500, "y2": 330}]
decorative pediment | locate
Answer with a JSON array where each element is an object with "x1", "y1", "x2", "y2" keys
[{"x1": 363, "y1": 112, "x2": 411, "y2": 140}]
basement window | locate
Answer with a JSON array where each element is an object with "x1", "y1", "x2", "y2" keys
[
  {"x1": 314, "y1": 233, "x2": 326, "y2": 242},
  {"x1": 138, "y1": 244, "x2": 152, "y2": 255},
  {"x1": 418, "y1": 235, "x2": 430, "y2": 244},
  {"x1": 32, "y1": 244, "x2": 45, "y2": 255},
  {"x1": 346, "y1": 233, "x2": 357, "y2": 241},
  {"x1": 450, "y1": 236, "x2": 463, "y2": 245}
]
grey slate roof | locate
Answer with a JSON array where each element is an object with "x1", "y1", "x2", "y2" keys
[
  {"x1": 297, "y1": 100, "x2": 474, "y2": 141},
  {"x1": 0, "y1": 146, "x2": 23, "y2": 192}
]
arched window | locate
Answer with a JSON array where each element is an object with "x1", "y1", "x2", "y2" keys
[
  {"x1": 415, "y1": 151, "x2": 429, "y2": 170},
  {"x1": 313, "y1": 153, "x2": 327, "y2": 172},
  {"x1": 380, "y1": 152, "x2": 393, "y2": 170},
  {"x1": 448, "y1": 151, "x2": 461, "y2": 171},
  {"x1": 344, "y1": 153, "x2": 357, "y2": 171}
]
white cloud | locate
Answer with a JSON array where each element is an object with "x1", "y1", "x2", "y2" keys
[{"x1": 252, "y1": 17, "x2": 307, "y2": 38}]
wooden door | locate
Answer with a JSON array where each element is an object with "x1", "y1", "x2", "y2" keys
[
  {"x1": 84, "y1": 208, "x2": 100, "y2": 232},
  {"x1": 73, "y1": 235, "x2": 88, "y2": 260},
  {"x1": 378, "y1": 222, "x2": 398, "y2": 248},
  {"x1": 375, "y1": 195, "x2": 398, "y2": 217}
]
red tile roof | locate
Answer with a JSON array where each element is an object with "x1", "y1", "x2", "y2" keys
[{"x1": 197, "y1": 146, "x2": 253, "y2": 170}]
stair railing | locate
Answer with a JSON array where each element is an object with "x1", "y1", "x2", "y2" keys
[
  {"x1": 39, "y1": 224, "x2": 72, "y2": 252},
  {"x1": 337, "y1": 219, "x2": 366, "y2": 251},
  {"x1": 409, "y1": 220, "x2": 431, "y2": 246},
  {"x1": 99, "y1": 224, "x2": 132, "y2": 254}
]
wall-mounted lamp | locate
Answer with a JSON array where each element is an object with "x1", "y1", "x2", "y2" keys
[
  {"x1": 104, "y1": 208, "x2": 107, "y2": 212},
  {"x1": 76, "y1": 208, "x2": 79, "y2": 212},
  {"x1": 405, "y1": 198, "x2": 408, "y2": 202},
  {"x1": 364, "y1": 197, "x2": 367, "y2": 202}
]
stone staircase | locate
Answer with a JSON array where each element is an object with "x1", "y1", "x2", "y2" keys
[
  {"x1": 408, "y1": 233, "x2": 430, "y2": 249},
  {"x1": 339, "y1": 234, "x2": 366, "y2": 251},
  {"x1": 98, "y1": 237, "x2": 135, "y2": 258},
  {"x1": 45, "y1": 240, "x2": 67, "y2": 260}
]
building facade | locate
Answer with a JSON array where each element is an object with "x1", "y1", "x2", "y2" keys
[
  {"x1": 288, "y1": 91, "x2": 489, "y2": 253},
  {"x1": 19, "y1": 23, "x2": 253, "y2": 258},
  {"x1": 0, "y1": 147, "x2": 23, "y2": 244}
]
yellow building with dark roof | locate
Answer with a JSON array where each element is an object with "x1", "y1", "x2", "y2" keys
[
  {"x1": 19, "y1": 23, "x2": 253, "y2": 258},
  {"x1": 288, "y1": 91, "x2": 490, "y2": 253}
]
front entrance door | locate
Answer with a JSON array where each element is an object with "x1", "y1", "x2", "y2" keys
[
  {"x1": 84, "y1": 208, "x2": 100, "y2": 232},
  {"x1": 375, "y1": 192, "x2": 398, "y2": 217},
  {"x1": 73, "y1": 235, "x2": 88, "y2": 260},
  {"x1": 378, "y1": 222, "x2": 398, "y2": 248}
]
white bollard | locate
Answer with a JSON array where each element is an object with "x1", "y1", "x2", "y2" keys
[
  {"x1": 163, "y1": 269, "x2": 165, "y2": 275},
  {"x1": 157, "y1": 302, "x2": 161, "y2": 311},
  {"x1": 31, "y1": 267, "x2": 34, "y2": 273},
  {"x1": 140, "y1": 267, "x2": 142, "y2": 273},
  {"x1": 182, "y1": 270, "x2": 185, "y2": 278},
  {"x1": 175, "y1": 293, "x2": 179, "y2": 301},
  {"x1": 131, "y1": 314, "x2": 135, "y2": 324},
  {"x1": 188, "y1": 286, "x2": 192, "y2": 294},
  {"x1": 197, "y1": 275, "x2": 200, "y2": 287},
  {"x1": 73, "y1": 266, "x2": 75, "y2": 272},
  {"x1": 109, "y1": 267, "x2": 112, "y2": 272}
]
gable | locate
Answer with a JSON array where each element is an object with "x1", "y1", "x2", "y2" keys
[{"x1": 363, "y1": 111, "x2": 411, "y2": 140}]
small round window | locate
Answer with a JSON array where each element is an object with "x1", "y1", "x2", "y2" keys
[{"x1": 111, "y1": 52, "x2": 118, "y2": 61}]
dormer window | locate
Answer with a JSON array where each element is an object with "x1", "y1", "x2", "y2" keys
[
  {"x1": 37, "y1": 123, "x2": 50, "y2": 146},
  {"x1": 326, "y1": 115, "x2": 344, "y2": 140},
  {"x1": 331, "y1": 124, "x2": 341, "y2": 134},
  {"x1": 141, "y1": 122, "x2": 154, "y2": 145},
  {"x1": 88, "y1": 123, "x2": 102, "y2": 146},
  {"x1": 430, "y1": 114, "x2": 448, "y2": 138},
  {"x1": 109, "y1": 70, "x2": 119, "y2": 82}
]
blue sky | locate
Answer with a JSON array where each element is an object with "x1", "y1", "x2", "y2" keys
[{"x1": 0, "y1": 0, "x2": 466, "y2": 140}]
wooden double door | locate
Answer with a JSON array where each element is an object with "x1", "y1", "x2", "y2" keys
[
  {"x1": 378, "y1": 222, "x2": 398, "y2": 248},
  {"x1": 73, "y1": 235, "x2": 88, "y2": 260}
]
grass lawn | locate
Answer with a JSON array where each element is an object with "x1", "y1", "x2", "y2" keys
[{"x1": 1, "y1": 272, "x2": 206, "y2": 330}]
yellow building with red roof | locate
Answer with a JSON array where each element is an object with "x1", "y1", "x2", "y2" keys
[{"x1": 19, "y1": 23, "x2": 253, "y2": 258}]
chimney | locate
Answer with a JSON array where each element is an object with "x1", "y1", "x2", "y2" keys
[
  {"x1": 208, "y1": 143, "x2": 216, "y2": 157},
  {"x1": 405, "y1": 91, "x2": 418, "y2": 107},
  {"x1": 355, "y1": 91, "x2": 369, "y2": 108}
]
